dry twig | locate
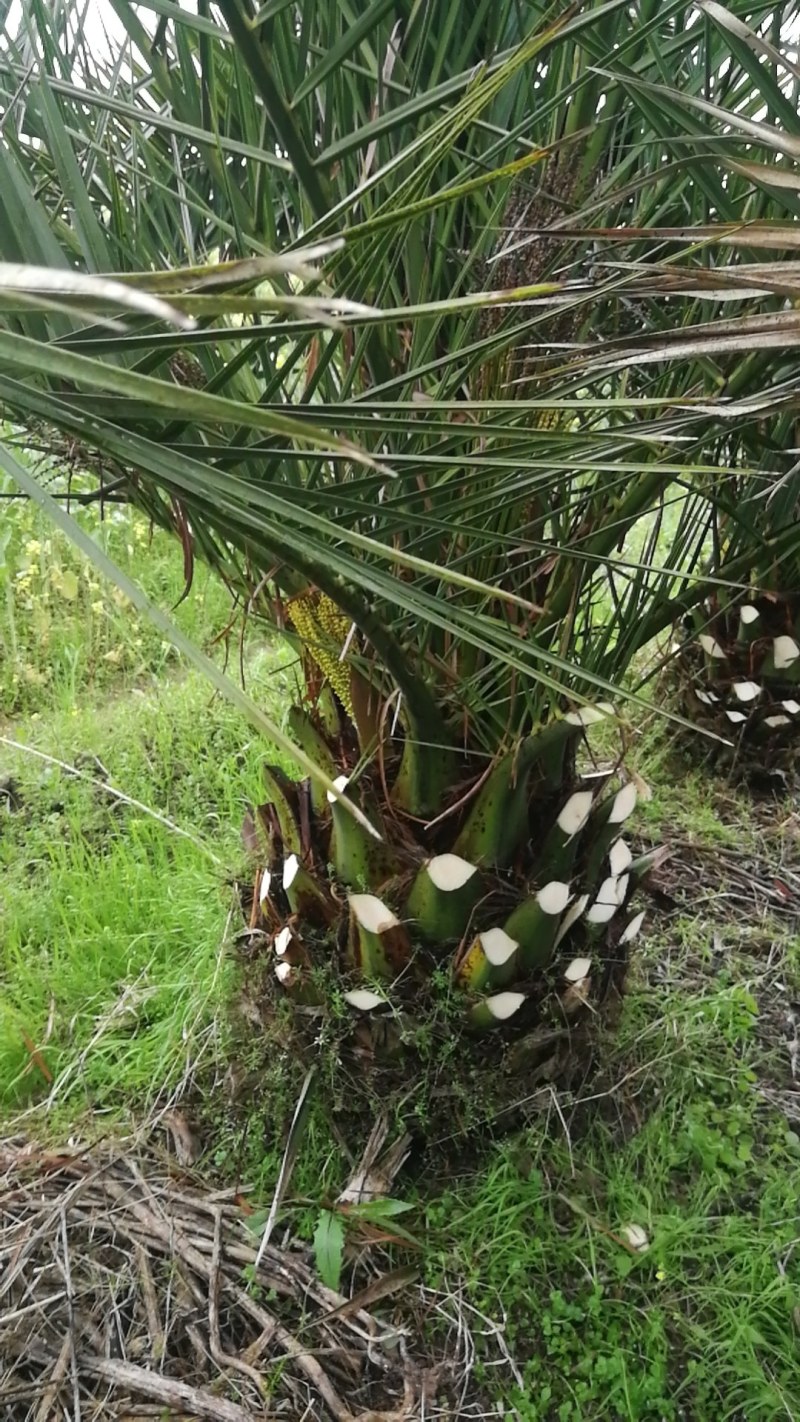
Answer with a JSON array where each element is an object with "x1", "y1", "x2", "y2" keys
[{"x1": 0, "y1": 1140, "x2": 422, "y2": 1421}]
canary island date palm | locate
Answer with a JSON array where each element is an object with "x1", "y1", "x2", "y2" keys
[
  {"x1": 570, "y1": 0, "x2": 800, "y2": 766},
  {"x1": 2, "y1": 0, "x2": 800, "y2": 1112},
  {"x1": 676, "y1": 451, "x2": 800, "y2": 763}
]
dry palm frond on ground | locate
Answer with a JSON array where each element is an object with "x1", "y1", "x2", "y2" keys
[{"x1": 0, "y1": 1138, "x2": 489, "y2": 1422}]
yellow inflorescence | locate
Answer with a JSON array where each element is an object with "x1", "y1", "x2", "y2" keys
[{"x1": 290, "y1": 591, "x2": 354, "y2": 716}]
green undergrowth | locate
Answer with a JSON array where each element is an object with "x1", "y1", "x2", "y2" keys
[
  {"x1": 423, "y1": 955, "x2": 800, "y2": 1420},
  {"x1": 197, "y1": 947, "x2": 599, "y2": 1198},
  {"x1": 417, "y1": 745, "x2": 800, "y2": 1420},
  {"x1": 0, "y1": 655, "x2": 297, "y2": 1118},
  {"x1": 191, "y1": 732, "x2": 800, "y2": 1420},
  {"x1": 0, "y1": 470, "x2": 236, "y2": 717},
  {"x1": 2, "y1": 495, "x2": 799, "y2": 1419}
]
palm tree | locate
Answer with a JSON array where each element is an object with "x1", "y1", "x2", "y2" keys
[
  {"x1": 2, "y1": 0, "x2": 799, "y2": 1111},
  {"x1": 592, "y1": 1, "x2": 800, "y2": 760},
  {"x1": 677, "y1": 448, "x2": 800, "y2": 764}
]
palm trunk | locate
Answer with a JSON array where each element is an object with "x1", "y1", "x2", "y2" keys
[
  {"x1": 238, "y1": 661, "x2": 647, "y2": 1135},
  {"x1": 678, "y1": 591, "x2": 800, "y2": 776}
]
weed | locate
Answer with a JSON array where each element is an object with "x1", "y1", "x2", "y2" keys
[
  {"x1": 0, "y1": 487, "x2": 297, "y2": 1117},
  {"x1": 422, "y1": 893, "x2": 800, "y2": 1420},
  {"x1": 0, "y1": 472, "x2": 240, "y2": 717}
]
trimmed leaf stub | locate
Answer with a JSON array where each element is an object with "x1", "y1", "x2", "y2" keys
[
  {"x1": 275, "y1": 926, "x2": 294, "y2": 957},
  {"x1": 557, "y1": 789, "x2": 594, "y2": 837},
  {"x1": 469, "y1": 991, "x2": 526, "y2": 1030},
  {"x1": 732, "y1": 680, "x2": 760, "y2": 702},
  {"x1": 344, "y1": 988, "x2": 386, "y2": 1011},
  {"x1": 621, "y1": 1223, "x2": 650, "y2": 1252},
  {"x1": 503, "y1": 881, "x2": 572, "y2": 974},
  {"x1": 699, "y1": 634, "x2": 726, "y2": 659},
  {"x1": 538, "y1": 880, "x2": 571, "y2": 915},
  {"x1": 565, "y1": 703, "x2": 614, "y2": 727},
  {"x1": 586, "y1": 897, "x2": 618, "y2": 926},
  {"x1": 774, "y1": 635, "x2": 800, "y2": 671},
  {"x1": 350, "y1": 894, "x2": 401, "y2": 934},
  {"x1": 620, "y1": 910, "x2": 646, "y2": 944},
  {"x1": 406, "y1": 853, "x2": 482, "y2": 942},
  {"x1": 270, "y1": 924, "x2": 309, "y2": 979},
  {"x1": 480, "y1": 927, "x2": 519, "y2": 967},
  {"x1": 609, "y1": 782, "x2": 637, "y2": 823},
  {"x1": 562, "y1": 977, "x2": 591, "y2": 1013},
  {"x1": 456, "y1": 926, "x2": 520, "y2": 994},
  {"x1": 326, "y1": 773, "x2": 351, "y2": 804},
  {"x1": 282, "y1": 855, "x2": 337, "y2": 923},
  {"x1": 485, "y1": 991, "x2": 526, "y2": 1020},
  {"x1": 595, "y1": 875, "x2": 623, "y2": 908},
  {"x1": 426, "y1": 854, "x2": 478, "y2": 892},
  {"x1": 347, "y1": 894, "x2": 409, "y2": 978},
  {"x1": 554, "y1": 893, "x2": 590, "y2": 948},
  {"x1": 564, "y1": 956, "x2": 591, "y2": 983},
  {"x1": 609, "y1": 839, "x2": 632, "y2": 876}
]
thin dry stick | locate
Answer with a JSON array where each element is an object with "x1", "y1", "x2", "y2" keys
[
  {"x1": 241, "y1": 1319, "x2": 279, "y2": 1368},
  {"x1": 33, "y1": 1332, "x2": 71, "y2": 1422},
  {"x1": 59, "y1": 1208, "x2": 81, "y2": 1422},
  {"x1": 0, "y1": 1208, "x2": 57, "y2": 1302},
  {"x1": 78, "y1": 1354, "x2": 266, "y2": 1422},
  {"x1": 548, "y1": 1084, "x2": 575, "y2": 1179},
  {"x1": 208, "y1": 1203, "x2": 223, "y2": 1351},
  {"x1": 207, "y1": 1206, "x2": 270, "y2": 1397},
  {"x1": 254, "y1": 1066, "x2": 315, "y2": 1268},
  {"x1": 1, "y1": 1291, "x2": 66, "y2": 1327},
  {"x1": 135, "y1": 1245, "x2": 164, "y2": 1364}
]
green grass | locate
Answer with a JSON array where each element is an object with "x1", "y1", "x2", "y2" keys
[
  {"x1": 0, "y1": 665, "x2": 299, "y2": 1116},
  {"x1": 417, "y1": 747, "x2": 800, "y2": 1419},
  {"x1": 1, "y1": 490, "x2": 799, "y2": 1419},
  {"x1": 0, "y1": 465, "x2": 235, "y2": 718},
  {"x1": 425, "y1": 963, "x2": 800, "y2": 1419},
  {"x1": 0, "y1": 479, "x2": 298, "y2": 1117}
]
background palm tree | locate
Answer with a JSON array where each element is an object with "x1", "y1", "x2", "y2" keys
[{"x1": 2, "y1": 0, "x2": 800, "y2": 1113}]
